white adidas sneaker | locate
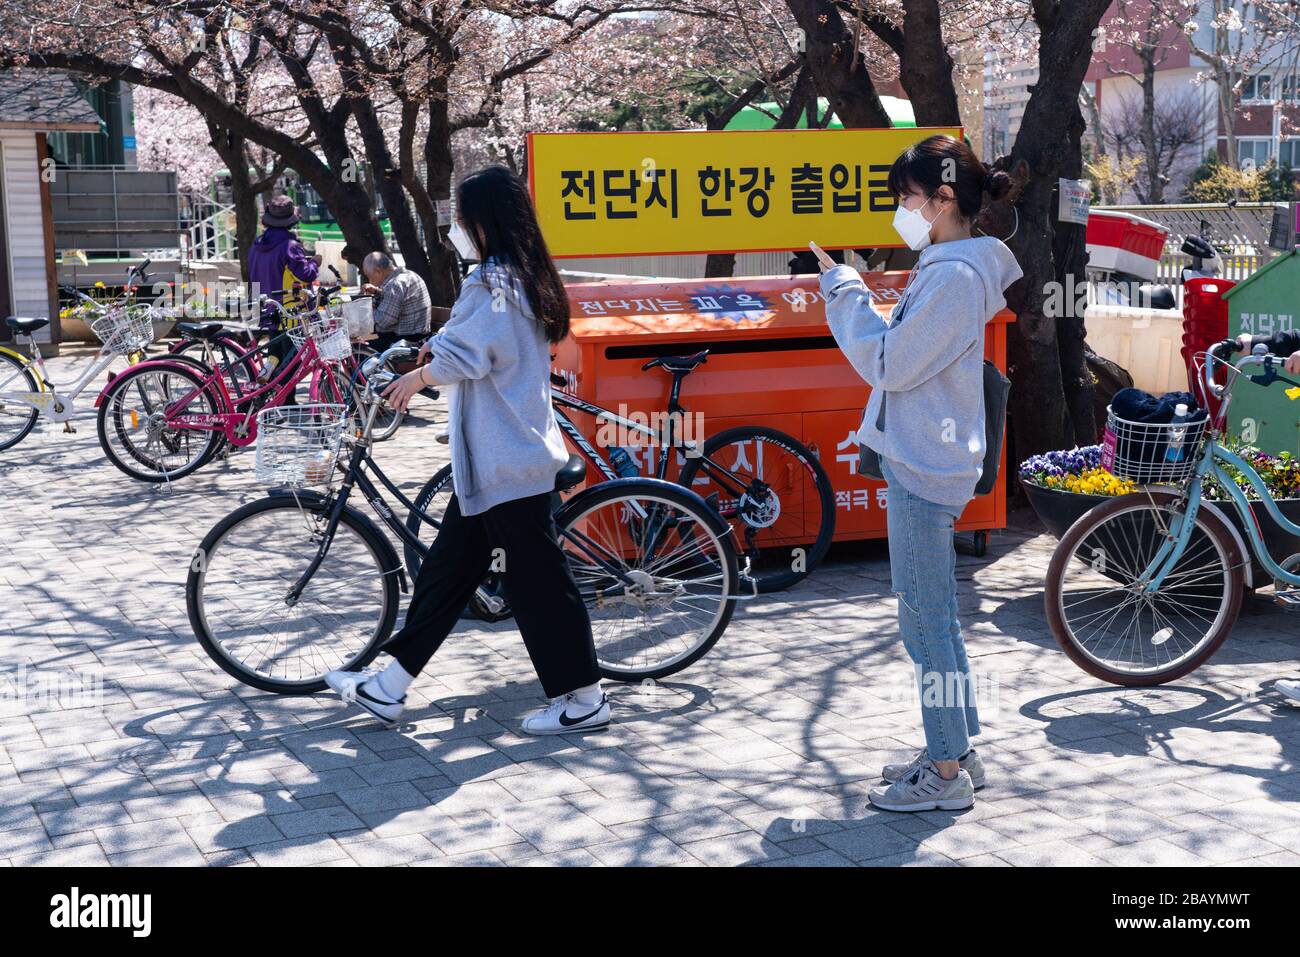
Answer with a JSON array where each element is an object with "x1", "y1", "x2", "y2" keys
[
  {"x1": 520, "y1": 693, "x2": 610, "y2": 736},
  {"x1": 324, "y1": 667, "x2": 406, "y2": 727}
]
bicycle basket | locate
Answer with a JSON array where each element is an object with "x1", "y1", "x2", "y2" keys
[
  {"x1": 1100, "y1": 406, "x2": 1208, "y2": 484},
  {"x1": 285, "y1": 308, "x2": 352, "y2": 361},
  {"x1": 253, "y1": 403, "x2": 347, "y2": 487},
  {"x1": 90, "y1": 306, "x2": 155, "y2": 356}
]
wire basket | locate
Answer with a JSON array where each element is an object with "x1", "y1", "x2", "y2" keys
[
  {"x1": 90, "y1": 306, "x2": 156, "y2": 356},
  {"x1": 253, "y1": 404, "x2": 347, "y2": 487},
  {"x1": 1100, "y1": 406, "x2": 1209, "y2": 484},
  {"x1": 286, "y1": 308, "x2": 352, "y2": 361}
]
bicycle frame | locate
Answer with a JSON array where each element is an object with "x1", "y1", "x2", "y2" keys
[
  {"x1": 105, "y1": 334, "x2": 339, "y2": 447},
  {"x1": 1137, "y1": 350, "x2": 1300, "y2": 593},
  {"x1": 551, "y1": 387, "x2": 759, "y2": 508},
  {"x1": 284, "y1": 401, "x2": 649, "y2": 607},
  {"x1": 0, "y1": 336, "x2": 121, "y2": 422}
]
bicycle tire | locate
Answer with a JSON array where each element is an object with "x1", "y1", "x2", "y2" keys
[
  {"x1": 187, "y1": 494, "x2": 401, "y2": 694},
  {"x1": 1044, "y1": 489, "x2": 1245, "y2": 686},
  {"x1": 0, "y1": 350, "x2": 41, "y2": 452},
  {"x1": 558, "y1": 478, "x2": 739, "y2": 681},
  {"x1": 677, "y1": 424, "x2": 835, "y2": 592},
  {"x1": 96, "y1": 361, "x2": 224, "y2": 482}
]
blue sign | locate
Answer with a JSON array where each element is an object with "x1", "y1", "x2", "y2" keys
[{"x1": 122, "y1": 135, "x2": 136, "y2": 150}]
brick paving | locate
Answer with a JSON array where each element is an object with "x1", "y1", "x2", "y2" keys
[{"x1": 3, "y1": 347, "x2": 1300, "y2": 866}]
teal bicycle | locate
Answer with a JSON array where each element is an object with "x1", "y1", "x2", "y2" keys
[{"x1": 1045, "y1": 339, "x2": 1300, "y2": 686}]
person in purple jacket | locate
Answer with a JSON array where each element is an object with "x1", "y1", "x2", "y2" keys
[
  {"x1": 246, "y1": 196, "x2": 322, "y2": 398},
  {"x1": 247, "y1": 195, "x2": 321, "y2": 306}
]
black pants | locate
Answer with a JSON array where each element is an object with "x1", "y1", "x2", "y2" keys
[{"x1": 382, "y1": 491, "x2": 600, "y2": 698}]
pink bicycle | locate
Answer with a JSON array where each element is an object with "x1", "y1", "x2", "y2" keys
[{"x1": 94, "y1": 308, "x2": 354, "y2": 482}]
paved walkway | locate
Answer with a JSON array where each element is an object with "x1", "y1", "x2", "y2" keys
[{"x1": 3, "y1": 348, "x2": 1300, "y2": 866}]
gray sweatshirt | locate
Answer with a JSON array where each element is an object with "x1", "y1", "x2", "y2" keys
[
  {"x1": 820, "y1": 237, "x2": 1022, "y2": 508},
  {"x1": 423, "y1": 261, "x2": 569, "y2": 516}
]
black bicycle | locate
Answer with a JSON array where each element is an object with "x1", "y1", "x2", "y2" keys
[
  {"x1": 406, "y1": 349, "x2": 835, "y2": 598},
  {"x1": 185, "y1": 343, "x2": 743, "y2": 694}
]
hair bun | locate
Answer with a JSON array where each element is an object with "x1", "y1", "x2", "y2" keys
[{"x1": 983, "y1": 169, "x2": 1012, "y2": 201}]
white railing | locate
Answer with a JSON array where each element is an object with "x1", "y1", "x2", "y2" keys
[{"x1": 184, "y1": 202, "x2": 237, "y2": 262}]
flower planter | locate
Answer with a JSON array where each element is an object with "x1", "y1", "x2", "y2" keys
[{"x1": 1022, "y1": 478, "x2": 1300, "y2": 585}]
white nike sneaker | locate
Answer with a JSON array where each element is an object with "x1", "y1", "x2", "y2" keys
[
  {"x1": 520, "y1": 693, "x2": 610, "y2": 736},
  {"x1": 324, "y1": 667, "x2": 405, "y2": 727},
  {"x1": 1276, "y1": 680, "x2": 1300, "y2": 705}
]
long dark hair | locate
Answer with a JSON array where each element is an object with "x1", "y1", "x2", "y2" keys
[
  {"x1": 456, "y1": 166, "x2": 570, "y2": 344},
  {"x1": 885, "y1": 135, "x2": 1011, "y2": 220}
]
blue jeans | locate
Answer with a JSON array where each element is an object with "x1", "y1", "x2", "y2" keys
[{"x1": 882, "y1": 458, "x2": 980, "y2": 761}]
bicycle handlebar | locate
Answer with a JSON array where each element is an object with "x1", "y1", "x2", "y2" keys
[{"x1": 1204, "y1": 339, "x2": 1279, "y2": 398}]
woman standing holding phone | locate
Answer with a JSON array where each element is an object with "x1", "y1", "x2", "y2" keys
[
  {"x1": 323, "y1": 166, "x2": 609, "y2": 736},
  {"x1": 812, "y1": 135, "x2": 1022, "y2": 812}
]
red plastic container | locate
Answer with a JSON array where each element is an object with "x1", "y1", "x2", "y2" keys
[
  {"x1": 1086, "y1": 210, "x2": 1169, "y2": 281},
  {"x1": 1181, "y1": 277, "x2": 1237, "y2": 418},
  {"x1": 1181, "y1": 277, "x2": 1237, "y2": 364}
]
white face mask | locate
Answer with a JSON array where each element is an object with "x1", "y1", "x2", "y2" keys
[
  {"x1": 448, "y1": 221, "x2": 479, "y2": 261},
  {"x1": 892, "y1": 195, "x2": 943, "y2": 252}
]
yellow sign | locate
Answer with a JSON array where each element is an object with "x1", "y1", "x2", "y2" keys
[{"x1": 527, "y1": 127, "x2": 962, "y2": 258}]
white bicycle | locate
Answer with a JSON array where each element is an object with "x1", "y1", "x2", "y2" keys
[{"x1": 0, "y1": 260, "x2": 161, "y2": 452}]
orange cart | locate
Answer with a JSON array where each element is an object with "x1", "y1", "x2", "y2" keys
[{"x1": 553, "y1": 271, "x2": 1015, "y2": 553}]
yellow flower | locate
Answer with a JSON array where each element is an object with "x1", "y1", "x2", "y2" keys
[{"x1": 94, "y1": 281, "x2": 105, "y2": 288}]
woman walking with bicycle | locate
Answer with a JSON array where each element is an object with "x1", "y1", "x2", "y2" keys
[
  {"x1": 323, "y1": 166, "x2": 609, "y2": 735},
  {"x1": 811, "y1": 135, "x2": 1022, "y2": 812}
]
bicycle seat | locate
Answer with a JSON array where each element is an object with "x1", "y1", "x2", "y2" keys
[
  {"x1": 642, "y1": 350, "x2": 709, "y2": 374},
  {"x1": 554, "y1": 453, "x2": 587, "y2": 492},
  {"x1": 176, "y1": 321, "x2": 226, "y2": 340},
  {"x1": 5, "y1": 317, "x2": 49, "y2": 334}
]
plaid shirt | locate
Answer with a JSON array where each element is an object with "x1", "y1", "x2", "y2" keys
[{"x1": 373, "y1": 267, "x2": 432, "y2": 336}]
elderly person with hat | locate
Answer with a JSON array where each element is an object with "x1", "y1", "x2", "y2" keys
[
  {"x1": 246, "y1": 195, "x2": 322, "y2": 403},
  {"x1": 247, "y1": 195, "x2": 322, "y2": 307}
]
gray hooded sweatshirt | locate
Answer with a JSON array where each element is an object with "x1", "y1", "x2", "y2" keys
[
  {"x1": 423, "y1": 260, "x2": 569, "y2": 516},
  {"x1": 819, "y1": 237, "x2": 1022, "y2": 508}
]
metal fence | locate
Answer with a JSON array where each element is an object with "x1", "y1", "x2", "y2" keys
[{"x1": 1100, "y1": 202, "x2": 1283, "y2": 298}]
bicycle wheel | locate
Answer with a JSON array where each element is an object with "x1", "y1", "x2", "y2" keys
[
  {"x1": 404, "y1": 464, "x2": 507, "y2": 621},
  {"x1": 1044, "y1": 489, "x2": 1245, "y2": 686},
  {"x1": 97, "y1": 363, "x2": 223, "y2": 482},
  {"x1": 0, "y1": 350, "x2": 40, "y2": 452},
  {"x1": 678, "y1": 425, "x2": 835, "y2": 592},
  {"x1": 187, "y1": 494, "x2": 400, "y2": 694},
  {"x1": 559, "y1": 480, "x2": 738, "y2": 681}
]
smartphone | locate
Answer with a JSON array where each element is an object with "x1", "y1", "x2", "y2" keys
[{"x1": 809, "y1": 241, "x2": 836, "y2": 271}]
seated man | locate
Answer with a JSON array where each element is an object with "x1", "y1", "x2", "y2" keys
[{"x1": 361, "y1": 251, "x2": 432, "y2": 352}]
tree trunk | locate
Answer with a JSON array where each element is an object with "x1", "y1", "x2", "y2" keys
[
  {"x1": 897, "y1": 0, "x2": 961, "y2": 126},
  {"x1": 1053, "y1": 98, "x2": 1099, "y2": 446},
  {"x1": 784, "y1": 0, "x2": 892, "y2": 129},
  {"x1": 1139, "y1": 50, "x2": 1163, "y2": 203},
  {"x1": 423, "y1": 96, "x2": 462, "y2": 309},
  {"x1": 205, "y1": 123, "x2": 258, "y2": 281},
  {"x1": 336, "y1": 46, "x2": 432, "y2": 285},
  {"x1": 1005, "y1": 0, "x2": 1110, "y2": 459}
]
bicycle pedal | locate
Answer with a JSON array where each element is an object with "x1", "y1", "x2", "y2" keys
[{"x1": 1276, "y1": 590, "x2": 1300, "y2": 608}]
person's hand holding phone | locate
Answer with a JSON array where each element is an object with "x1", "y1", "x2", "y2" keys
[{"x1": 809, "y1": 241, "x2": 836, "y2": 273}]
